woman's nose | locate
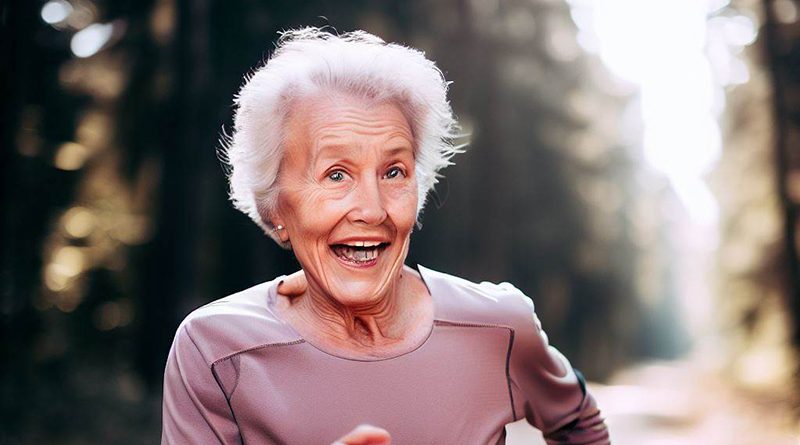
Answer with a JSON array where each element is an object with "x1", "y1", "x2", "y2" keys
[{"x1": 348, "y1": 176, "x2": 388, "y2": 225}]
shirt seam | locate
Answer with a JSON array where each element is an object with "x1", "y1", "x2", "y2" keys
[
  {"x1": 207, "y1": 339, "x2": 307, "y2": 441},
  {"x1": 184, "y1": 326, "x2": 246, "y2": 444},
  {"x1": 211, "y1": 339, "x2": 307, "y2": 367},
  {"x1": 432, "y1": 320, "x2": 518, "y2": 422}
]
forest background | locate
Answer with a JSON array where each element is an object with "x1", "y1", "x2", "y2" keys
[{"x1": 2, "y1": 0, "x2": 799, "y2": 443}]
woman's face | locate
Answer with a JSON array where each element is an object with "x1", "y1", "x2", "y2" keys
[{"x1": 272, "y1": 94, "x2": 418, "y2": 307}]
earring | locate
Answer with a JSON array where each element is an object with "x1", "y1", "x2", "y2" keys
[{"x1": 273, "y1": 225, "x2": 289, "y2": 244}]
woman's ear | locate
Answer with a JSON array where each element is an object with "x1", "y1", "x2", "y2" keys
[{"x1": 270, "y1": 214, "x2": 290, "y2": 243}]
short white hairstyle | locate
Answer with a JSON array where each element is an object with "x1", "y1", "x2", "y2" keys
[{"x1": 221, "y1": 27, "x2": 462, "y2": 245}]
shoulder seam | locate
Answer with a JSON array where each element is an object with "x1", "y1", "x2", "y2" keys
[
  {"x1": 183, "y1": 324, "x2": 245, "y2": 433},
  {"x1": 211, "y1": 339, "x2": 306, "y2": 367},
  {"x1": 183, "y1": 324, "x2": 213, "y2": 366}
]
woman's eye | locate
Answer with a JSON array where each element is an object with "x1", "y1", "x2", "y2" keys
[
  {"x1": 385, "y1": 166, "x2": 405, "y2": 179},
  {"x1": 328, "y1": 170, "x2": 346, "y2": 182}
]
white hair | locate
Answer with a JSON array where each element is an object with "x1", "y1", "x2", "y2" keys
[{"x1": 221, "y1": 27, "x2": 462, "y2": 245}]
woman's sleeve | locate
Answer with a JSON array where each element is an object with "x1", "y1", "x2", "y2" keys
[
  {"x1": 508, "y1": 295, "x2": 610, "y2": 445},
  {"x1": 161, "y1": 325, "x2": 242, "y2": 445}
]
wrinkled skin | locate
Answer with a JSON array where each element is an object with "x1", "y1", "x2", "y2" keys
[
  {"x1": 271, "y1": 94, "x2": 419, "y2": 313},
  {"x1": 270, "y1": 94, "x2": 435, "y2": 438}
]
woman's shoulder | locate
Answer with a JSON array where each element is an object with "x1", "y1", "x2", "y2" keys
[
  {"x1": 418, "y1": 265, "x2": 536, "y2": 328},
  {"x1": 171, "y1": 276, "x2": 302, "y2": 365}
]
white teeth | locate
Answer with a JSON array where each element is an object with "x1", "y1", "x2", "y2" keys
[
  {"x1": 344, "y1": 241, "x2": 382, "y2": 247},
  {"x1": 332, "y1": 244, "x2": 384, "y2": 263}
]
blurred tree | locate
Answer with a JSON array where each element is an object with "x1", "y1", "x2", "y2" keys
[
  {"x1": 763, "y1": 0, "x2": 800, "y2": 351},
  {"x1": 706, "y1": 0, "x2": 798, "y2": 411}
]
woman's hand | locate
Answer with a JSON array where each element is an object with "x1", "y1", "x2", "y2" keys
[
  {"x1": 331, "y1": 424, "x2": 391, "y2": 445},
  {"x1": 277, "y1": 270, "x2": 307, "y2": 296}
]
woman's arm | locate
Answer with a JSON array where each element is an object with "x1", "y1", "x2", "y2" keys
[
  {"x1": 162, "y1": 325, "x2": 242, "y2": 444},
  {"x1": 508, "y1": 294, "x2": 610, "y2": 445}
]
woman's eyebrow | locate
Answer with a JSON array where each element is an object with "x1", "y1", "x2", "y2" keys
[
  {"x1": 312, "y1": 143, "x2": 358, "y2": 163},
  {"x1": 382, "y1": 133, "x2": 415, "y2": 153},
  {"x1": 384, "y1": 145, "x2": 414, "y2": 158}
]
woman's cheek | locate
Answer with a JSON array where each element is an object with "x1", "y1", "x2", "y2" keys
[
  {"x1": 294, "y1": 181, "x2": 350, "y2": 212},
  {"x1": 386, "y1": 181, "x2": 418, "y2": 222}
]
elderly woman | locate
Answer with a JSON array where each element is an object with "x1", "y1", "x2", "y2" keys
[{"x1": 162, "y1": 28, "x2": 610, "y2": 445}]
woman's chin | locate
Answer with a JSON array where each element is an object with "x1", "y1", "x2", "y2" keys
[
  {"x1": 326, "y1": 277, "x2": 392, "y2": 305},
  {"x1": 322, "y1": 272, "x2": 399, "y2": 308},
  {"x1": 312, "y1": 243, "x2": 406, "y2": 305}
]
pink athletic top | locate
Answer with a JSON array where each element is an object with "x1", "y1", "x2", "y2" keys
[{"x1": 161, "y1": 265, "x2": 609, "y2": 444}]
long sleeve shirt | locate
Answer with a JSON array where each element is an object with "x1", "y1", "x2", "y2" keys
[{"x1": 162, "y1": 264, "x2": 610, "y2": 444}]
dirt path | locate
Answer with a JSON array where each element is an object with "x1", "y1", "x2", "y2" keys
[{"x1": 505, "y1": 360, "x2": 799, "y2": 444}]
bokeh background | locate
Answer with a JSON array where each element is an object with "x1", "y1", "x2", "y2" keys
[{"x1": 2, "y1": 0, "x2": 800, "y2": 443}]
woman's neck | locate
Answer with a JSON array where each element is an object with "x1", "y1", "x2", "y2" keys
[{"x1": 277, "y1": 265, "x2": 433, "y2": 356}]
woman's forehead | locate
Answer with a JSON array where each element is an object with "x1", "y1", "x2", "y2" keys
[
  {"x1": 284, "y1": 95, "x2": 415, "y2": 161},
  {"x1": 312, "y1": 144, "x2": 415, "y2": 165}
]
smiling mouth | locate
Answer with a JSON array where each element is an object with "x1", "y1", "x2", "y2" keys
[{"x1": 330, "y1": 242, "x2": 390, "y2": 266}]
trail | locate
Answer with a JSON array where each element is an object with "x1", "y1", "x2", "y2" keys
[{"x1": 506, "y1": 360, "x2": 799, "y2": 445}]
